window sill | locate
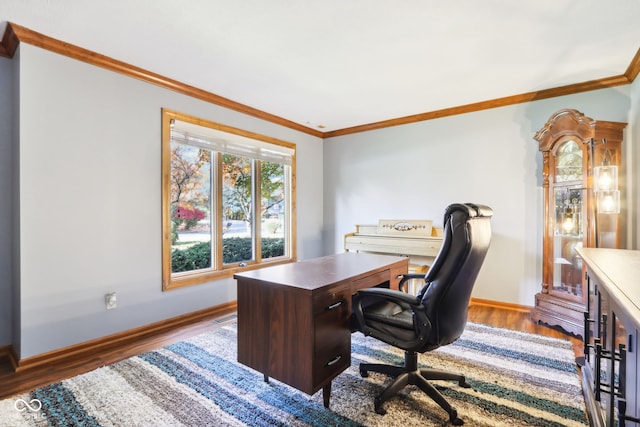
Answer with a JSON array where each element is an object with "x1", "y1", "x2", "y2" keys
[{"x1": 163, "y1": 257, "x2": 296, "y2": 291}]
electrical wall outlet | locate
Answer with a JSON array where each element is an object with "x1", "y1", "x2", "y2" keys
[{"x1": 105, "y1": 292, "x2": 117, "y2": 310}]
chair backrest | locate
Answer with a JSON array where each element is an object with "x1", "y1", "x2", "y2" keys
[{"x1": 417, "y1": 203, "x2": 493, "y2": 350}]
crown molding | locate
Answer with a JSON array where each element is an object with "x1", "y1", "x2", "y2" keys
[
  {"x1": 625, "y1": 47, "x2": 640, "y2": 82},
  {"x1": 1, "y1": 22, "x2": 638, "y2": 139},
  {"x1": 1, "y1": 22, "x2": 324, "y2": 138},
  {"x1": 323, "y1": 74, "x2": 632, "y2": 138},
  {"x1": 0, "y1": 23, "x2": 19, "y2": 58}
]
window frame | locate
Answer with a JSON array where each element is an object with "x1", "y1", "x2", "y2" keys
[{"x1": 161, "y1": 109, "x2": 297, "y2": 290}]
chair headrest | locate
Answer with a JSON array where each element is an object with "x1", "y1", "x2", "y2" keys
[{"x1": 443, "y1": 203, "x2": 493, "y2": 221}]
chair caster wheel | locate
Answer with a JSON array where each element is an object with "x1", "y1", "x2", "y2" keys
[
  {"x1": 374, "y1": 398, "x2": 386, "y2": 415},
  {"x1": 449, "y1": 409, "x2": 463, "y2": 425}
]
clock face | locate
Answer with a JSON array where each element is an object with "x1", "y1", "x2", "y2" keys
[{"x1": 555, "y1": 139, "x2": 582, "y2": 182}]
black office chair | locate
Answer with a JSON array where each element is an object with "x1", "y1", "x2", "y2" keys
[{"x1": 352, "y1": 203, "x2": 493, "y2": 425}]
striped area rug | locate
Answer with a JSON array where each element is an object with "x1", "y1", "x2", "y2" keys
[{"x1": 1, "y1": 322, "x2": 587, "y2": 426}]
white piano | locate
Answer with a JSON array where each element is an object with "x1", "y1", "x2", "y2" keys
[{"x1": 344, "y1": 219, "x2": 443, "y2": 293}]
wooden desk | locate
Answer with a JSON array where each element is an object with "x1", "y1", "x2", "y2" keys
[
  {"x1": 577, "y1": 248, "x2": 640, "y2": 426},
  {"x1": 234, "y1": 252, "x2": 409, "y2": 408}
]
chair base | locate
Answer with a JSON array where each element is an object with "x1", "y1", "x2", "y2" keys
[{"x1": 360, "y1": 350, "x2": 470, "y2": 425}]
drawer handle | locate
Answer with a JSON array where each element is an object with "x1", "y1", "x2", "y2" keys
[
  {"x1": 326, "y1": 355, "x2": 342, "y2": 366},
  {"x1": 326, "y1": 300, "x2": 343, "y2": 310}
]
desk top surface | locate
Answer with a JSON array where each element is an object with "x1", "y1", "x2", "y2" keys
[
  {"x1": 576, "y1": 247, "x2": 640, "y2": 329},
  {"x1": 234, "y1": 252, "x2": 408, "y2": 291}
]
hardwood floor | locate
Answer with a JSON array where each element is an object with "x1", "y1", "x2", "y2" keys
[
  {"x1": 467, "y1": 301, "x2": 584, "y2": 357},
  {"x1": 0, "y1": 303, "x2": 584, "y2": 400}
]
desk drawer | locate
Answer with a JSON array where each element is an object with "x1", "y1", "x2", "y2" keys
[
  {"x1": 313, "y1": 291, "x2": 351, "y2": 389},
  {"x1": 314, "y1": 309, "x2": 350, "y2": 387},
  {"x1": 390, "y1": 265, "x2": 408, "y2": 291},
  {"x1": 314, "y1": 340, "x2": 350, "y2": 387},
  {"x1": 351, "y1": 270, "x2": 390, "y2": 293},
  {"x1": 313, "y1": 284, "x2": 350, "y2": 315}
]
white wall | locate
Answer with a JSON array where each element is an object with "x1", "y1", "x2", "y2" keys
[
  {"x1": 323, "y1": 87, "x2": 632, "y2": 306},
  {"x1": 10, "y1": 44, "x2": 323, "y2": 358},
  {"x1": 0, "y1": 55, "x2": 13, "y2": 346},
  {"x1": 628, "y1": 76, "x2": 640, "y2": 249}
]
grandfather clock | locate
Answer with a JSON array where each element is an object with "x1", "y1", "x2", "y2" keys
[{"x1": 531, "y1": 109, "x2": 626, "y2": 338}]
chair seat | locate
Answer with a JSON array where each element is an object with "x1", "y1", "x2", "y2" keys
[{"x1": 363, "y1": 300, "x2": 418, "y2": 342}]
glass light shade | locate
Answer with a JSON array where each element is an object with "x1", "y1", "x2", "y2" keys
[
  {"x1": 597, "y1": 190, "x2": 620, "y2": 214},
  {"x1": 594, "y1": 165, "x2": 618, "y2": 192},
  {"x1": 561, "y1": 214, "x2": 575, "y2": 233}
]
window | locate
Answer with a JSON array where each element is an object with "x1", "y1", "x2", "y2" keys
[{"x1": 162, "y1": 109, "x2": 296, "y2": 290}]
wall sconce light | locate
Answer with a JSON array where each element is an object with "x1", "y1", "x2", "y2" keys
[
  {"x1": 596, "y1": 190, "x2": 620, "y2": 214},
  {"x1": 594, "y1": 165, "x2": 618, "y2": 192},
  {"x1": 587, "y1": 138, "x2": 620, "y2": 214}
]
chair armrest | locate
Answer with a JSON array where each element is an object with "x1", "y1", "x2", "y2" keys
[
  {"x1": 355, "y1": 287, "x2": 420, "y2": 305},
  {"x1": 398, "y1": 273, "x2": 426, "y2": 292},
  {"x1": 352, "y1": 287, "x2": 426, "y2": 334}
]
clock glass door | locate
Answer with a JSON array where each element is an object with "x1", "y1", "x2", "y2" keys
[{"x1": 551, "y1": 139, "x2": 585, "y2": 301}]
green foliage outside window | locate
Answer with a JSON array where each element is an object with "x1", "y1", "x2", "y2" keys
[{"x1": 171, "y1": 238, "x2": 285, "y2": 272}]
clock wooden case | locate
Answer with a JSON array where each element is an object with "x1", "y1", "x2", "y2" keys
[{"x1": 531, "y1": 109, "x2": 626, "y2": 338}]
